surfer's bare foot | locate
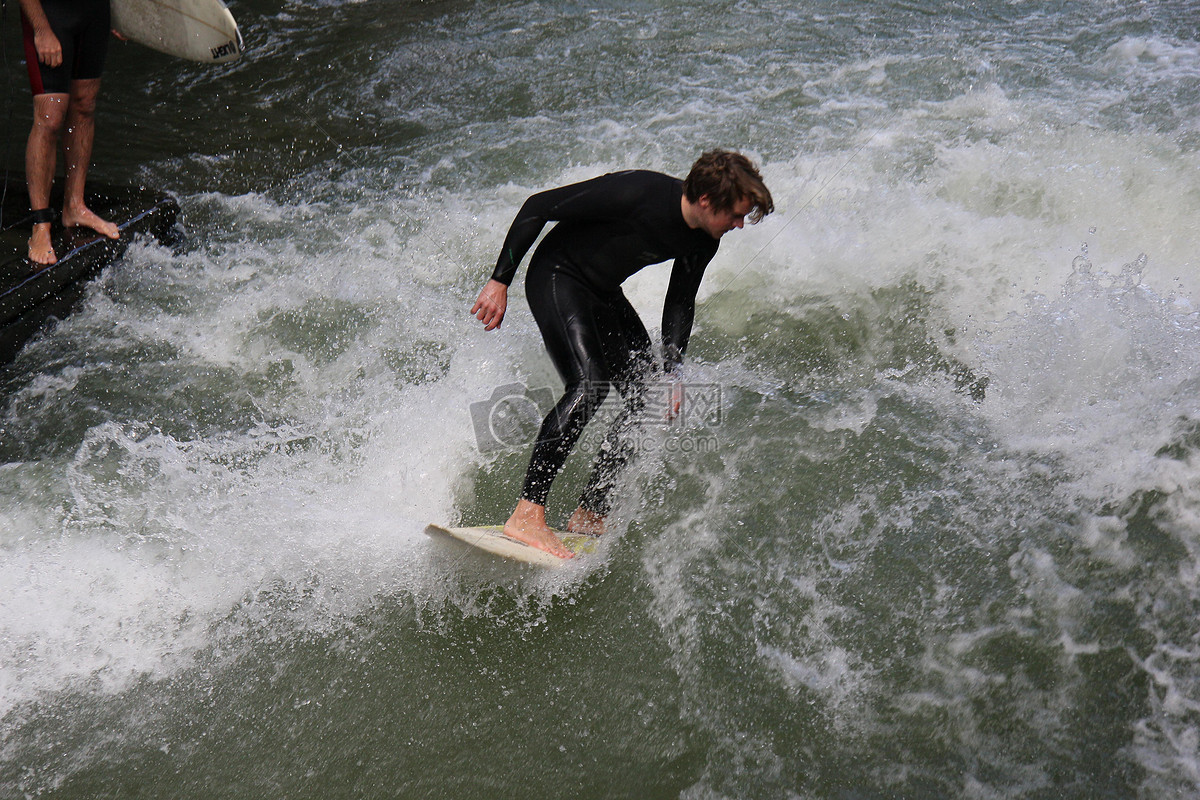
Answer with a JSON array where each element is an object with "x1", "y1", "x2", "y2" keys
[
  {"x1": 62, "y1": 205, "x2": 119, "y2": 239},
  {"x1": 504, "y1": 499, "x2": 573, "y2": 559},
  {"x1": 566, "y1": 506, "x2": 606, "y2": 536},
  {"x1": 28, "y1": 223, "x2": 56, "y2": 266}
]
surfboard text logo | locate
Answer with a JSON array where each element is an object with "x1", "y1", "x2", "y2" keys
[{"x1": 210, "y1": 40, "x2": 239, "y2": 60}]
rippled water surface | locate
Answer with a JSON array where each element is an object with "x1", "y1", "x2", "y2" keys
[{"x1": 3, "y1": 1, "x2": 1200, "y2": 797}]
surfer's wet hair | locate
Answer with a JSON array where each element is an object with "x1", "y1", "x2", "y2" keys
[{"x1": 684, "y1": 150, "x2": 774, "y2": 224}]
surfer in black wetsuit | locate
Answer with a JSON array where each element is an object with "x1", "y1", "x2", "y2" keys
[
  {"x1": 471, "y1": 151, "x2": 773, "y2": 558},
  {"x1": 20, "y1": 0, "x2": 120, "y2": 266}
]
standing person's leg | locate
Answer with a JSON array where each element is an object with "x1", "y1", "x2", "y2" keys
[
  {"x1": 21, "y1": 4, "x2": 72, "y2": 266},
  {"x1": 25, "y1": 92, "x2": 70, "y2": 265},
  {"x1": 22, "y1": 0, "x2": 116, "y2": 263},
  {"x1": 60, "y1": 77, "x2": 118, "y2": 238}
]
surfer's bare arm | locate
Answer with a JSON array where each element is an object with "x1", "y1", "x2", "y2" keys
[
  {"x1": 471, "y1": 279, "x2": 508, "y2": 331},
  {"x1": 19, "y1": 0, "x2": 62, "y2": 67}
]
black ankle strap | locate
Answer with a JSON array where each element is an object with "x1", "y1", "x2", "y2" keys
[{"x1": 28, "y1": 208, "x2": 56, "y2": 225}]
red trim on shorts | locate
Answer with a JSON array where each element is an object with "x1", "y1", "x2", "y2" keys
[{"x1": 20, "y1": 14, "x2": 46, "y2": 96}]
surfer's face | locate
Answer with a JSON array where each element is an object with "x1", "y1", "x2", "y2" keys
[{"x1": 697, "y1": 195, "x2": 754, "y2": 239}]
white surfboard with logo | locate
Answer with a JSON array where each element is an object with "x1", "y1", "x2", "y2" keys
[
  {"x1": 424, "y1": 524, "x2": 597, "y2": 568},
  {"x1": 111, "y1": 0, "x2": 243, "y2": 64}
]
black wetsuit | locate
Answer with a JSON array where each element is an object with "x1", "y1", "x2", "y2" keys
[
  {"x1": 22, "y1": 0, "x2": 111, "y2": 95},
  {"x1": 491, "y1": 170, "x2": 720, "y2": 514}
]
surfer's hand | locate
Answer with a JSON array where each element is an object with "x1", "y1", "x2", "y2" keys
[
  {"x1": 666, "y1": 379, "x2": 684, "y2": 422},
  {"x1": 471, "y1": 279, "x2": 508, "y2": 331}
]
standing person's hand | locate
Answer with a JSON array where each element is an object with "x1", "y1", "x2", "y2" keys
[
  {"x1": 35, "y1": 29, "x2": 61, "y2": 66},
  {"x1": 24, "y1": 2, "x2": 63, "y2": 67}
]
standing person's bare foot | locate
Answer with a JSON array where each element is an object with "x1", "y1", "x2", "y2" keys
[
  {"x1": 62, "y1": 204, "x2": 118, "y2": 239},
  {"x1": 28, "y1": 221, "x2": 56, "y2": 266},
  {"x1": 503, "y1": 499, "x2": 573, "y2": 558},
  {"x1": 566, "y1": 506, "x2": 606, "y2": 536}
]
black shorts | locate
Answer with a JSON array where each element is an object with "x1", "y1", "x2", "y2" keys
[{"x1": 22, "y1": 0, "x2": 111, "y2": 95}]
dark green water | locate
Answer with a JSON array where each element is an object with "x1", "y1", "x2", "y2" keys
[{"x1": 3, "y1": 1, "x2": 1200, "y2": 797}]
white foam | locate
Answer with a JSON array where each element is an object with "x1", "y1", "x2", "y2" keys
[
  {"x1": 0, "y1": 186, "x2": 602, "y2": 719},
  {"x1": 6, "y1": 10, "x2": 1200, "y2": 791},
  {"x1": 1105, "y1": 36, "x2": 1200, "y2": 70}
]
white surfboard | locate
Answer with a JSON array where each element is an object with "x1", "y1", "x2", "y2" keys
[
  {"x1": 111, "y1": 0, "x2": 243, "y2": 64},
  {"x1": 424, "y1": 524, "x2": 597, "y2": 567}
]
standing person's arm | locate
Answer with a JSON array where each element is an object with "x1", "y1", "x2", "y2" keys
[{"x1": 18, "y1": 0, "x2": 62, "y2": 67}]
